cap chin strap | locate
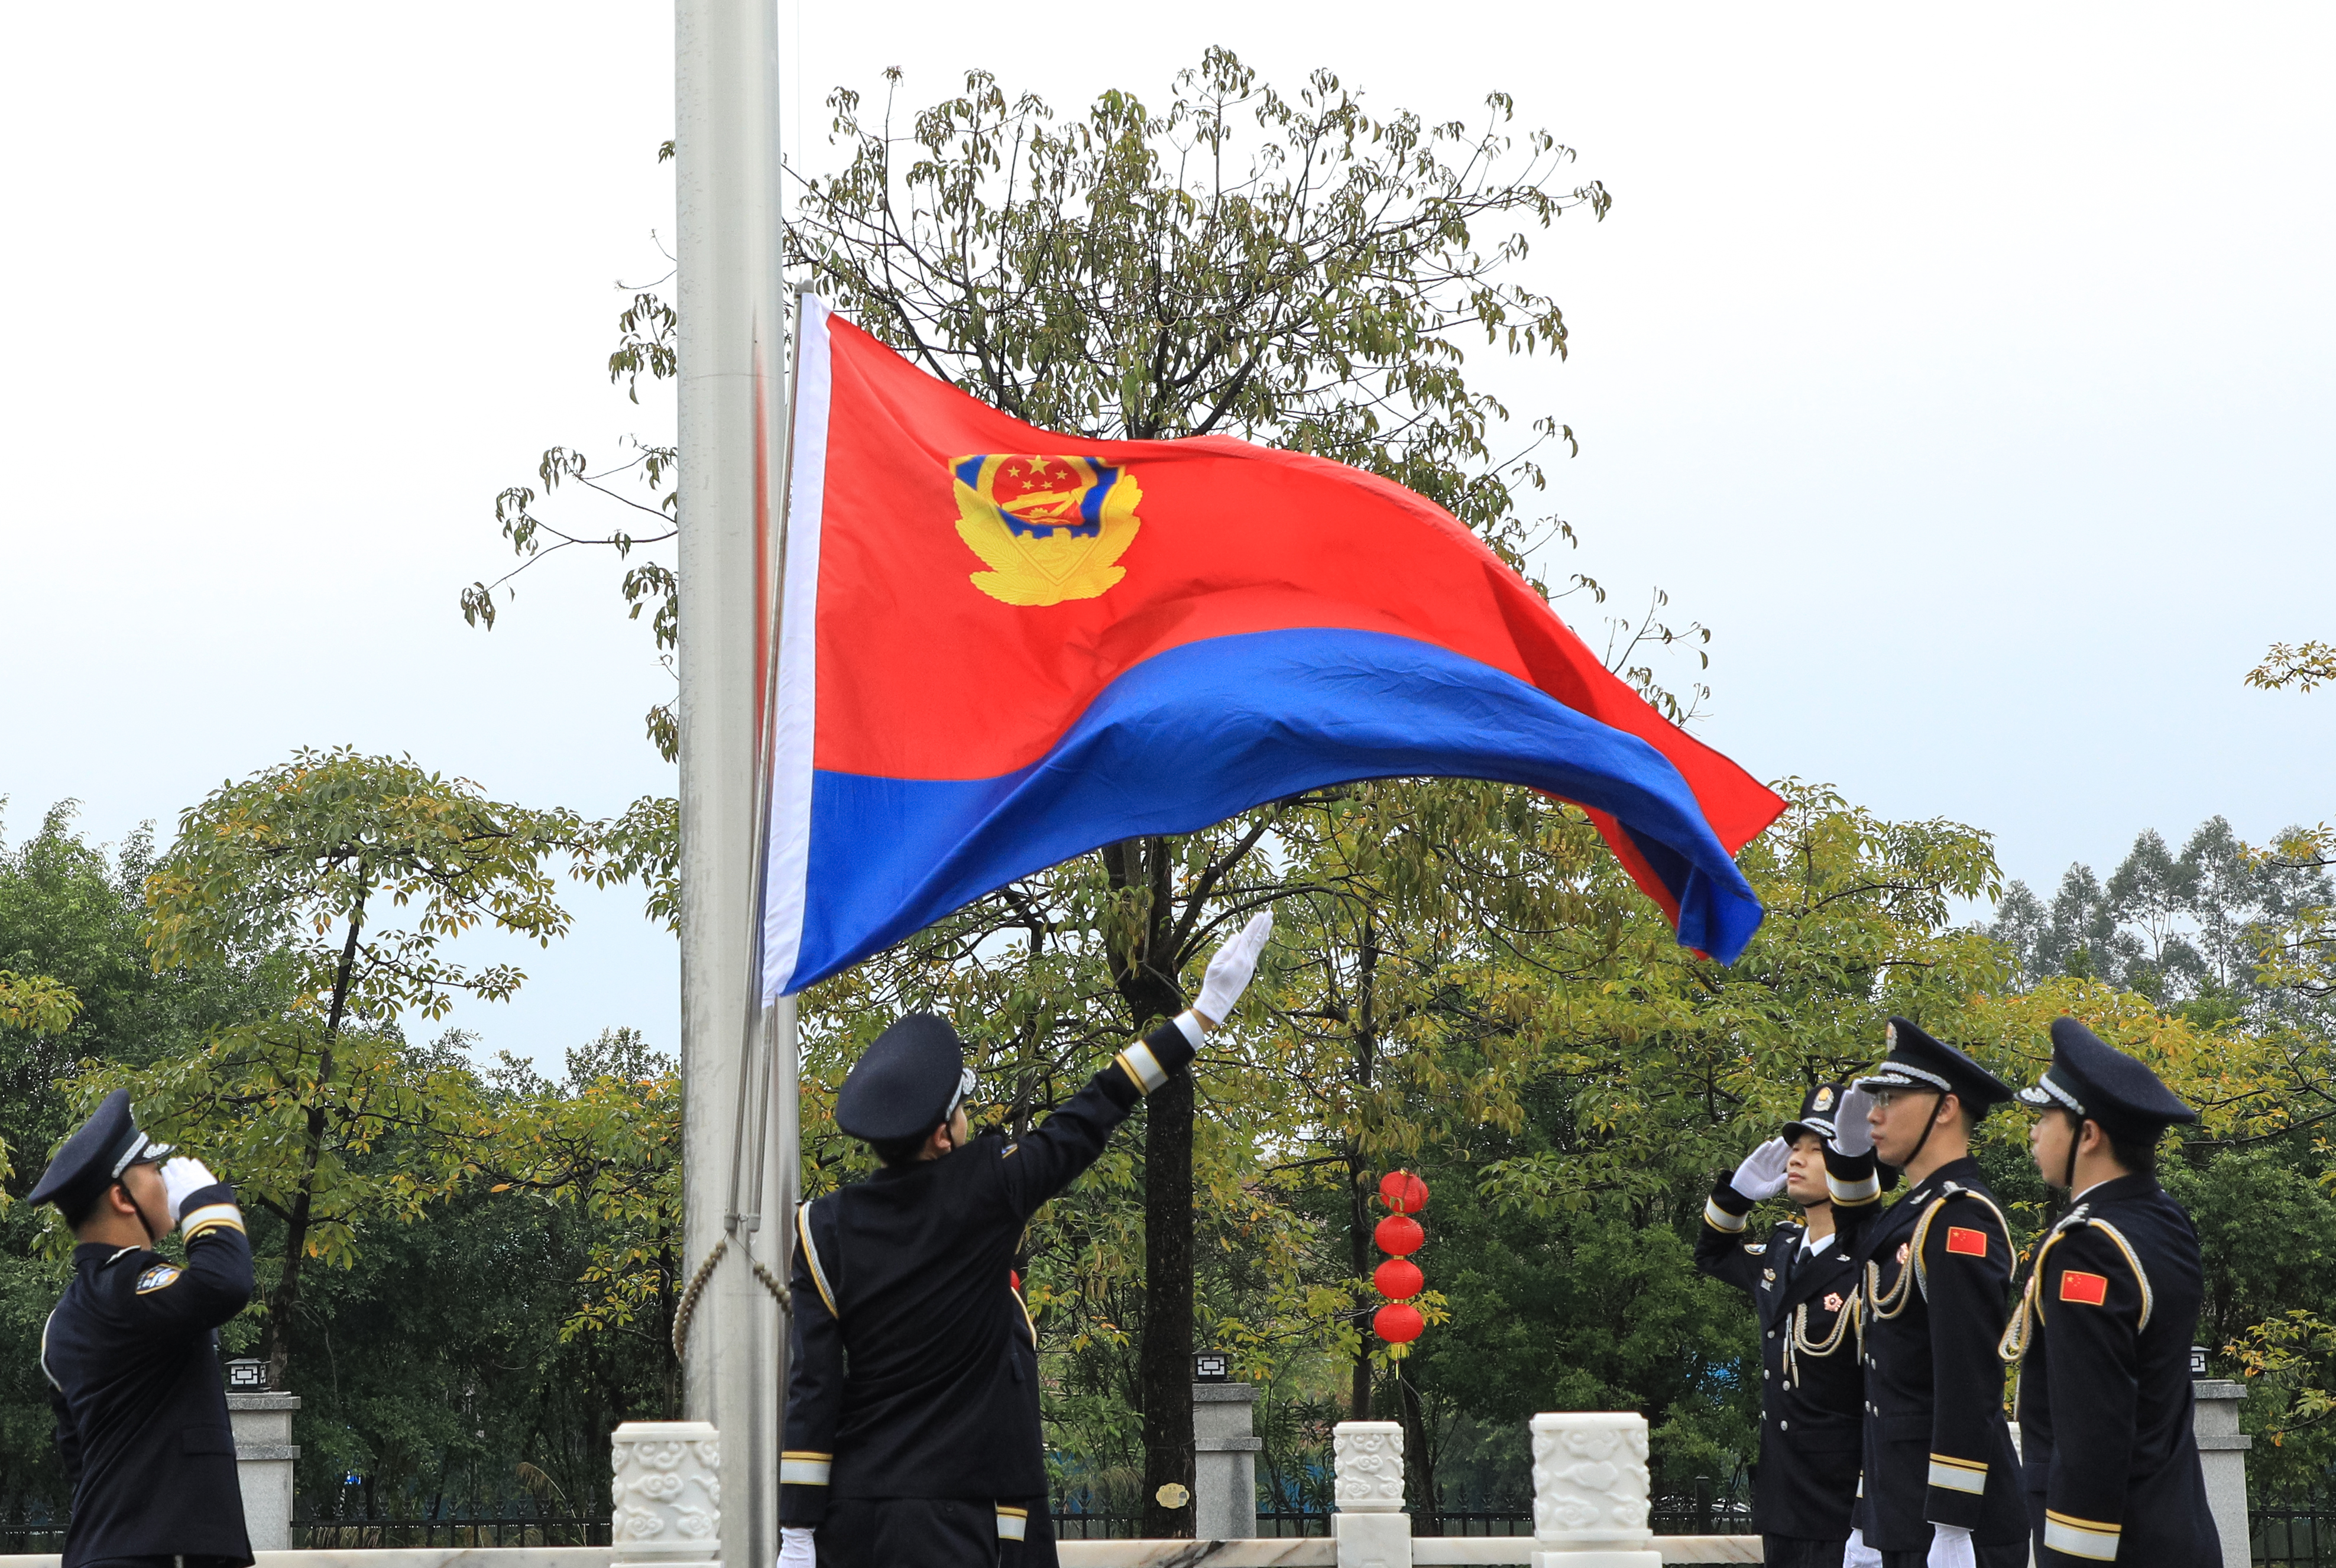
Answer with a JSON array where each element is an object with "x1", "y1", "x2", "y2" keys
[{"x1": 1896, "y1": 1090, "x2": 1948, "y2": 1177}]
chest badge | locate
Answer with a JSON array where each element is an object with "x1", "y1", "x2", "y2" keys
[
  {"x1": 1896, "y1": 1242, "x2": 1910, "y2": 1265},
  {"x1": 135, "y1": 1264, "x2": 181, "y2": 1294},
  {"x1": 1761, "y1": 1268, "x2": 1777, "y2": 1288},
  {"x1": 1823, "y1": 1291, "x2": 1844, "y2": 1313}
]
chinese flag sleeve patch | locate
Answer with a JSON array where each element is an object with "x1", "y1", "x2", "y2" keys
[
  {"x1": 1945, "y1": 1226, "x2": 1990, "y2": 1258},
  {"x1": 2058, "y1": 1269, "x2": 2109, "y2": 1306}
]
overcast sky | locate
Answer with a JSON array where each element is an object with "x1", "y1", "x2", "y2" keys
[{"x1": 4, "y1": 4, "x2": 2329, "y2": 1068}]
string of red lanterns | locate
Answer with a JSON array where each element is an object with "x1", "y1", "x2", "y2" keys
[{"x1": 1371, "y1": 1170, "x2": 1428, "y2": 1345}]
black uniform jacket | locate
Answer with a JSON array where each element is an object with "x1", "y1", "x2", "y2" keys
[
  {"x1": 782, "y1": 1021, "x2": 1191, "y2": 1525},
  {"x1": 2008, "y1": 1173, "x2": 2217, "y2": 1567},
  {"x1": 41, "y1": 1183, "x2": 254, "y2": 1568},
  {"x1": 1695, "y1": 1146, "x2": 1878, "y2": 1541},
  {"x1": 1846, "y1": 1156, "x2": 2026, "y2": 1553}
]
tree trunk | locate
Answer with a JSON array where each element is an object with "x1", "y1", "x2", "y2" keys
[
  {"x1": 261, "y1": 891, "x2": 364, "y2": 1388},
  {"x1": 1349, "y1": 1154, "x2": 1372, "y2": 1420},
  {"x1": 1347, "y1": 915, "x2": 1381, "y2": 1421},
  {"x1": 1138, "y1": 1067, "x2": 1196, "y2": 1535},
  {"x1": 1103, "y1": 836, "x2": 1200, "y2": 1538},
  {"x1": 1397, "y1": 1364, "x2": 1437, "y2": 1533}
]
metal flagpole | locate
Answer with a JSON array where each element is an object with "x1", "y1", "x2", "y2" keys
[{"x1": 674, "y1": 2, "x2": 788, "y2": 1566}]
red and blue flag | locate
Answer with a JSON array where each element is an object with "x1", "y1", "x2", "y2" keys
[{"x1": 761, "y1": 297, "x2": 1785, "y2": 997}]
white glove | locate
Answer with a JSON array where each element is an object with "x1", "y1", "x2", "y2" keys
[
  {"x1": 1926, "y1": 1522, "x2": 1977, "y2": 1568},
  {"x1": 159, "y1": 1157, "x2": 221, "y2": 1222},
  {"x1": 777, "y1": 1527, "x2": 815, "y2": 1568},
  {"x1": 1833, "y1": 1087, "x2": 1875, "y2": 1158},
  {"x1": 1194, "y1": 909, "x2": 1274, "y2": 1027},
  {"x1": 1729, "y1": 1137, "x2": 1792, "y2": 1202},
  {"x1": 1844, "y1": 1524, "x2": 1883, "y2": 1568}
]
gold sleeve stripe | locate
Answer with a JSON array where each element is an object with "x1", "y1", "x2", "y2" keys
[
  {"x1": 779, "y1": 1454, "x2": 831, "y2": 1486},
  {"x1": 1703, "y1": 1198, "x2": 1748, "y2": 1233},
  {"x1": 1927, "y1": 1454, "x2": 1988, "y2": 1494},
  {"x1": 2043, "y1": 1510, "x2": 2121, "y2": 1560},
  {"x1": 1828, "y1": 1170, "x2": 1880, "y2": 1205},
  {"x1": 181, "y1": 1204, "x2": 245, "y2": 1240},
  {"x1": 1115, "y1": 1041, "x2": 1168, "y2": 1096},
  {"x1": 996, "y1": 1506, "x2": 1029, "y2": 1541},
  {"x1": 796, "y1": 1204, "x2": 839, "y2": 1318}
]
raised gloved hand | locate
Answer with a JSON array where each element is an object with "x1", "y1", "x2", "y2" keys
[
  {"x1": 777, "y1": 1527, "x2": 815, "y2": 1568},
  {"x1": 158, "y1": 1157, "x2": 221, "y2": 1223},
  {"x1": 1194, "y1": 909, "x2": 1274, "y2": 1029},
  {"x1": 1843, "y1": 1525, "x2": 1882, "y2": 1568},
  {"x1": 1926, "y1": 1522, "x2": 1976, "y2": 1568},
  {"x1": 1832, "y1": 1087, "x2": 1875, "y2": 1158},
  {"x1": 1729, "y1": 1137, "x2": 1792, "y2": 1202}
]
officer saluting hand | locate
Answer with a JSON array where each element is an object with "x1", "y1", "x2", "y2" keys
[
  {"x1": 2001, "y1": 1018, "x2": 2219, "y2": 1566},
  {"x1": 1848, "y1": 1020, "x2": 2027, "y2": 1568},
  {"x1": 779, "y1": 911, "x2": 1274, "y2": 1568},
  {"x1": 34, "y1": 1090, "x2": 255, "y2": 1568},
  {"x1": 1695, "y1": 1083, "x2": 1885, "y2": 1568}
]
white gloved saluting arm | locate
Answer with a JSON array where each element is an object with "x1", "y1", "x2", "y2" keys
[
  {"x1": 1832, "y1": 1086, "x2": 1876, "y2": 1158},
  {"x1": 1191, "y1": 909, "x2": 1274, "y2": 1031},
  {"x1": 1728, "y1": 1136, "x2": 1792, "y2": 1203},
  {"x1": 158, "y1": 1156, "x2": 223, "y2": 1226}
]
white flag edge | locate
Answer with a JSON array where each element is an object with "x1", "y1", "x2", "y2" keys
[{"x1": 760, "y1": 293, "x2": 832, "y2": 999}]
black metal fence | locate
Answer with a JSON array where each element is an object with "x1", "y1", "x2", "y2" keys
[
  {"x1": 0, "y1": 1507, "x2": 66, "y2": 1553},
  {"x1": 2259, "y1": 1508, "x2": 2336, "y2": 1567},
  {"x1": 294, "y1": 1504, "x2": 611, "y2": 1548}
]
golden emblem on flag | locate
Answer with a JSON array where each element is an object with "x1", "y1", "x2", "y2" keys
[{"x1": 950, "y1": 455, "x2": 1142, "y2": 606}]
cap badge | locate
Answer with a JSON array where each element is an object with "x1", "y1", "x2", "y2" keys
[{"x1": 1814, "y1": 1086, "x2": 1835, "y2": 1110}]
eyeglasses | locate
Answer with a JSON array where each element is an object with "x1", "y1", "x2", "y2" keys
[{"x1": 1864, "y1": 1088, "x2": 1934, "y2": 1114}]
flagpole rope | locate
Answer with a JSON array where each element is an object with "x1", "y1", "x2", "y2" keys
[{"x1": 672, "y1": 1236, "x2": 794, "y2": 1364}]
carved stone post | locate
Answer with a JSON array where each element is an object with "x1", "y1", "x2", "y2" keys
[
  {"x1": 1332, "y1": 1420, "x2": 1411, "y2": 1568},
  {"x1": 1193, "y1": 1380, "x2": 1262, "y2": 1539},
  {"x1": 1529, "y1": 1413, "x2": 1661, "y2": 1568},
  {"x1": 2192, "y1": 1380, "x2": 2252, "y2": 1568},
  {"x1": 613, "y1": 1420, "x2": 722, "y2": 1568},
  {"x1": 225, "y1": 1385, "x2": 300, "y2": 1551}
]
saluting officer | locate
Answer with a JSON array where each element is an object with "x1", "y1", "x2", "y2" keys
[
  {"x1": 33, "y1": 1090, "x2": 254, "y2": 1568},
  {"x1": 779, "y1": 912, "x2": 1273, "y2": 1568},
  {"x1": 2001, "y1": 1017, "x2": 2218, "y2": 1566},
  {"x1": 1849, "y1": 1021, "x2": 2027, "y2": 1568},
  {"x1": 1696, "y1": 1083, "x2": 1887, "y2": 1568}
]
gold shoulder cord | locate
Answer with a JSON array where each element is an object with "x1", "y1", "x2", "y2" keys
[
  {"x1": 1997, "y1": 1226, "x2": 2073, "y2": 1366},
  {"x1": 1784, "y1": 1291, "x2": 1861, "y2": 1388},
  {"x1": 1866, "y1": 1196, "x2": 1946, "y2": 1321}
]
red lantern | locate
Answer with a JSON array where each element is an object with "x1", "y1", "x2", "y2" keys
[
  {"x1": 1378, "y1": 1170, "x2": 1430, "y2": 1215},
  {"x1": 1373, "y1": 1257, "x2": 1423, "y2": 1301},
  {"x1": 1373, "y1": 1302, "x2": 1425, "y2": 1343},
  {"x1": 1373, "y1": 1213, "x2": 1424, "y2": 1256}
]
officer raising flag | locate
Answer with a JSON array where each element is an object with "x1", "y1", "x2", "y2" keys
[
  {"x1": 1849, "y1": 1021, "x2": 2028, "y2": 1568},
  {"x1": 1695, "y1": 1082, "x2": 1886, "y2": 1568},
  {"x1": 779, "y1": 911, "x2": 1274, "y2": 1568},
  {"x1": 2000, "y1": 1017, "x2": 2220, "y2": 1566},
  {"x1": 33, "y1": 1090, "x2": 254, "y2": 1568}
]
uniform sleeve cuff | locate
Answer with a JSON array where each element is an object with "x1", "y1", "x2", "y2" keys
[
  {"x1": 1703, "y1": 1180, "x2": 1751, "y2": 1233},
  {"x1": 2043, "y1": 1510, "x2": 2121, "y2": 1560},
  {"x1": 1113, "y1": 1021, "x2": 1196, "y2": 1099},
  {"x1": 1175, "y1": 1010, "x2": 1205, "y2": 1050},
  {"x1": 1824, "y1": 1149, "x2": 1880, "y2": 1207}
]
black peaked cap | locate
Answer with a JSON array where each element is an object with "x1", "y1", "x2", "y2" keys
[
  {"x1": 1854, "y1": 1016, "x2": 2014, "y2": 1116},
  {"x1": 1782, "y1": 1082, "x2": 1850, "y2": 1143},
  {"x1": 29, "y1": 1090, "x2": 169, "y2": 1212},
  {"x1": 835, "y1": 1013, "x2": 965, "y2": 1142},
  {"x1": 2016, "y1": 1016, "x2": 2198, "y2": 1139}
]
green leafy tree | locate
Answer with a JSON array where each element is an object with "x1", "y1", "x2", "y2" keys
[{"x1": 85, "y1": 747, "x2": 594, "y2": 1386}]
